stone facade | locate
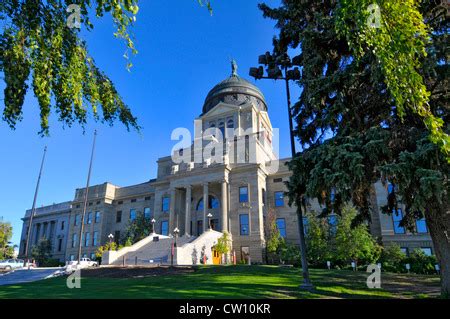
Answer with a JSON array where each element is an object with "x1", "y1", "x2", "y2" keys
[
  {"x1": 19, "y1": 202, "x2": 71, "y2": 262},
  {"x1": 19, "y1": 67, "x2": 434, "y2": 263}
]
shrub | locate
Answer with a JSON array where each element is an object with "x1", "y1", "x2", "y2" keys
[
  {"x1": 407, "y1": 249, "x2": 438, "y2": 275},
  {"x1": 379, "y1": 244, "x2": 407, "y2": 273}
]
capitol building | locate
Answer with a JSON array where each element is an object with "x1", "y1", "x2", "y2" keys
[{"x1": 19, "y1": 64, "x2": 434, "y2": 265}]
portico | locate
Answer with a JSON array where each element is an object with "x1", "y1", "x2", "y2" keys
[{"x1": 167, "y1": 174, "x2": 230, "y2": 237}]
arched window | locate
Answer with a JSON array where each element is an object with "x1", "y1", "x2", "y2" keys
[{"x1": 196, "y1": 195, "x2": 220, "y2": 211}]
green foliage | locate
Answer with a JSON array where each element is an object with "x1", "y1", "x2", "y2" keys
[
  {"x1": 259, "y1": 0, "x2": 448, "y2": 294},
  {"x1": 334, "y1": 206, "x2": 382, "y2": 265},
  {"x1": 31, "y1": 238, "x2": 52, "y2": 265},
  {"x1": 95, "y1": 241, "x2": 118, "y2": 261},
  {"x1": 380, "y1": 244, "x2": 407, "y2": 273},
  {"x1": 215, "y1": 232, "x2": 231, "y2": 256},
  {"x1": 407, "y1": 249, "x2": 438, "y2": 275},
  {"x1": 303, "y1": 211, "x2": 331, "y2": 266},
  {"x1": 279, "y1": 242, "x2": 301, "y2": 267},
  {"x1": 1, "y1": 1, "x2": 142, "y2": 135},
  {"x1": 122, "y1": 211, "x2": 152, "y2": 245},
  {"x1": 0, "y1": 221, "x2": 14, "y2": 259},
  {"x1": 265, "y1": 208, "x2": 282, "y2": 254},
  {"x1": 336, "y1": 0, "x2": 449, "y2": 159}
]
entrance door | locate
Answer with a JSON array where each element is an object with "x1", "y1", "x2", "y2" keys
[{"x1": 212, "y1": 248, "x2": 221, "y2": 265}]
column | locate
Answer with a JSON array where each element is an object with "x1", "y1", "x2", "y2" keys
[
  {"x1": 221, "y1": 180, "x2": 228, "y2": 233},
  {"x1": 169, "y1": 188, "x2": 176, "y2": 235},
  {"x1": 185, "y1": 185, "x2": 192, "y2": 236},
  {"x1": 203, "y1": 183, "x2": 208, "y2": 232}
]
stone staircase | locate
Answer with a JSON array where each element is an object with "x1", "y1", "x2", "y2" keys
[{"x1": 102, "y1": 230, "x2": 223, "y2": 266}]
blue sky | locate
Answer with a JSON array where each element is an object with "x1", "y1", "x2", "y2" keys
[{"x1": 0, "y1": 0, "x2": 301, "y2": 246}]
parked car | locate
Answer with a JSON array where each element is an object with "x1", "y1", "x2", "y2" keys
[
  {"x1": 67, "y1": 257, "x2": 98, "y2": 268},
  {"x1": 0, "y1": 259, "x2": 25, "y2": 271}
]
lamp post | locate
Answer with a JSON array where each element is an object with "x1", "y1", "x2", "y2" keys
[
  {"x1": 151, "y1": 218, "x2": 156, "y2": 234},
  {"x1": 250, "y1": 52, "x2": 313, "y2": 289},
  {"x1": 108, "y1": 234, "x2": 114, "y2": 245},
  {"x1": 171, "y1": 227, "x2": 180, "y2": 267},
  {"x1": 207, "y1": 213, "x2": 213, "y2": 230}
]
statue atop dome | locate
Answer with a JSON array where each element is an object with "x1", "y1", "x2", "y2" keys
[{"x1": 231, "y1": 59, "x2": 238, "y2": 77}]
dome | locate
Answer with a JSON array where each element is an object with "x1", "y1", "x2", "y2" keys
[{"x1": 202, "y1": 61, "x2": 267, "y2": 115}]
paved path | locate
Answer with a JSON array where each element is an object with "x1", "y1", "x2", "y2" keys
[{"x1": 0, "y1": 268, "x2": 63, "y2": 286}]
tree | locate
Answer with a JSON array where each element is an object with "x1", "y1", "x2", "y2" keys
[
  {"x1": 122, "y1": 211, "x2": 152, "y2": 244},
  {"x1": 264, "y1": 208, "x2": 283, "y2": 263},
  {"x1": 259, "y1": 0, "x2": 449, "y2": 296},
  {"x1": 95, "y1": 241, "x2": 118, "y2": 262},
  {"x1": 303, "y1": 211, "x2": 330, "y2": 266},
  {"x1": 31, "y1": 238, "x2": 52, "y2": 265},
  {"x1": 215, "y1": 232, "x2": 231, "y2": 264},
  {"x1": 334, "y1": 206, "x2": 382, "y2": 267},
  {"x1": 1, "y1": 1, "x2": 211, "y2": 135},
  {"x1": 0, "y1": 221, "x2": 14, "y2": 259}
]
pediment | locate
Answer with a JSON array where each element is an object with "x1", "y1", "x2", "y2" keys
[{"x1": 200, "y1": 102, "x2": 244, "y2": 119}]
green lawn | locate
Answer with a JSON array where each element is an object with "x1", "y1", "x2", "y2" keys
[{"x1": 0, "y1": 266, "x2": 440, "y2": 299}]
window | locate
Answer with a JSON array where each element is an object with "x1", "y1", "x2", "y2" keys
[
  {"x1": 239, "y1": 187, "x2": 249, "y2": 203},
  {"x1": 416, "y1": 217, "x2": 428, "y2": 233},
  {"x1": 421, "y1": 247, "x2": 433, "y2": 256},
  {"x1": 227, "y1": 119, "x2": 234, "y2": 128},
  {"x1": 61, "y1": 221, "x2": 65, "y2": 230},
  {"x1": 71, "y1": 234, "x2": 77, "y2": 248},
  {"x1": 211, "y1": 219, "x2": 219, "y2": 231},
  {"x1": 273, "y1": 178, "x2": 283, "y2": 183},
  {"x1": 118, "y1": 201, "x2": 123, "y2": 205},
  {"x1": 70, "y1": 255, "x2": 75, "y2": 261},
  {"x1": 84, "y1": 232, "x2": 90, "y2": 247},
  {"x1": 400, "y1": 247, "x2": 409, "y2": 256},
  {"x1": 145, "y1": 196, "x2": 151, "y2": 201},
  {"x1": 129, "y1": 209, "x2": 136, "y2": 221},
  {"x1": 131, "y1": 198, "x2": 136, "y2": 203},
  {"x1": 274, "y1": 192, "x2": 284, "y2": 207},
  {"x1": 86, "y1": 212, "x2": 92, "y2": 224},
  {"x1": 328, "y1": 215, "x2": 338, "y2": 235},
  {"x1": 144, "y1": 207, "x2": 151, "y2": 219},
  {"x1": 240, "y1": 214, "x2": 249, "y2": 236},
  {"x1": 393, "y1": 209, "x2": 405, "y2": 234},
  {"x1": 196, "y1": 196, "x2": 219, "y2": 211},
  {"x1": 93, "y1": 231, "x2": 99, "y2": 246},
  {"x1": 90, "y1": 253, "x2": 96, "y2": 261},
  {"x1": 89, "y1": 202, "x2": 93, "y2": 206},
  {"x1": 197, "y1": 220, "x2": 203, "y2": 236},
  {"x1": 96, "y1": 201, "x2": 100, "y2": 205},
  {"x1": 116, "y1": 211, "x2": 122, "y2": 223},
  {"x1": 58, "y1": 238, "x2": 63, "y2": 252},
  {"x1": 74, "y1": 215, "x2": 80, "y2": 226},
  {"x1": 95, "y1": 211, "x2": 101, "y2": 223},
  {"x1": 162, "y1": 197, "x2": 170, "y2": 212},
  {"x1": 161, "y1": 221, "x2": 169, "y2": 236},
  {"x1": 262, "y1": 189, "x2": 266, "y2": 205},
  {"x1": 276, "y1": 218, "x2": 287, "y2": 238},
  {"x1": 387, "y1": 183, "x2": 398, "y2": 194}
]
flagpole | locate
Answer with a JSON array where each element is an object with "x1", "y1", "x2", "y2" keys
[
  {"x1": 24, "y1": 146, "x2": 47, "y2": 265},
  {"x1": 77, "y1": 130, "x2": 97, "y2": 264}
]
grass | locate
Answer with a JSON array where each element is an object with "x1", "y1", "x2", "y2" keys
[{"x1": 0, "y1": 266, "x2": 440, "y2": 299}]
